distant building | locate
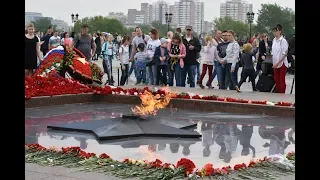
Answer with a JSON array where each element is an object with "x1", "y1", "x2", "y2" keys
[
  {"x1": 203, "y1": 21, "x2": 213, "y2": 33},
  {"x1": 108, "y1": 12, "x2": 128, "y2": 24},
  {"x1": 141, "y1": 3, "x2": 153, "y2": 24},
  {"x1": 173, "y1": 0, "x2": 204, "y2": 34},
  {"x1": 25, "y1": 12, "x2": 43, "y2": 27},
  {"x1": 220, "y1": 0, "x2": 253, "y2": 23},
  {"x1": 128, "y1": 9, "x2": 145, "y2": 24},
  {"x1": 141, "y1": 1, "x2": 174, "y2": 25},
  {"x1": 51, "y1": 19, "x2": 69, "y2": 32}
]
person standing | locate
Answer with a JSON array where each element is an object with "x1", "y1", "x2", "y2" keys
[
  {"x1": 167, "y1": 33, "x2": 186, "y2": 87},
  {"x1": 181, "y1": 25, "x2": 201, "y2": 88},
  {"x1": 237, "y1": 43, "x2": 258, "y2": 92},
  {"x1": 256, "y1": 33, "x2": 272, "y2": 77},
  {"x1": 25, "y1": 23, "x2": 43, "y2": 77},
  {"x1": 49, "y1": 31, "x2": 61, "y2": 49},
  {"x1": 100, "y1": 35, "x2": 116, "y2": 85},
  {"x1": 73, "y1": 24, "x2": 96, "y2": 61},
  {"x1": 146, "y1": 29, "x2": 161, "y2": 85},
  {"x1": 223, "y1": 30, "x2": 240, "y2": 92},
  {"x1": 129, "y1": 27, "x2": 150, "y2": 80},
  {"x1": 119, "y1": 35, "x2": 131, "y2": 86},
  {"x1": 167, "y1": 31, "x2": 173, "y2": 43},
  {"x1": 154, "y1": 38, "x2": 170, "y2": 86},
  {"x1": 212, "y1": 29, "x2": 223, "y2": 87},
  {"x1": 271, "y1": 24, "x2": 289, "y2": 93},
  {"x1": 60, "y1": 32, "x2": 73, "y2": 48},
  {"x1": 216, "y1": 31, "x2": 230, "y2": 89},
  {"x1": 199, "y1": 35, "x2": 221, "y2": 89},
  {"x1": 134, "y1": 43, "x2": 147, "y2": 85},
  {"x1": 40, "y1": 26, "x2": 53, "y2": 56}
]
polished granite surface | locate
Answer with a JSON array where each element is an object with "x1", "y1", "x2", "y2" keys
[{"x1": 25, "y1": 103, "x2": 295, "y2": 168}]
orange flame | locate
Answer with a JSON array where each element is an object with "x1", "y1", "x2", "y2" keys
[
  {"x1": 131, "y1": 90, "x2": 171, "y2": 116},
  {"x1": 137, "y1": 145, "x2": 168, "y2": 162}
]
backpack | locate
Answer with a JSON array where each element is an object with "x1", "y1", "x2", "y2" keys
[{"x1": 75, "y1": 34, "x2": 93, "y2": 48}]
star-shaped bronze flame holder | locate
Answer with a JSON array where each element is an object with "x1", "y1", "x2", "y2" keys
[{"x1": 47, "y1": 114, "x2": 201, "y2": 141}]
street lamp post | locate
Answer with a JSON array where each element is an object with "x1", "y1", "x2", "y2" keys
[
  {"x1": 246, "y1": 12, "x2": 254, "y2": 39},
  {"x1": 71, "y1": 13, "x2": 79, "y2": 31},
  {"x1": 165, "y1": 13, "x2": 173, "y2": 32}
]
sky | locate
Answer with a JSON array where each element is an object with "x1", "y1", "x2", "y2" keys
[{"x1": 25, "y1": 0, "x2": 295, "y2": 25}]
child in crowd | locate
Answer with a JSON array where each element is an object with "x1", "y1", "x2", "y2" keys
[
  {"x1": 154, "y1": 38, "x2": 170, "y2": 86},
  {"x1": 100, "y1": 35, "x2": 116, "y2": 85},
  {"x1": 199, "y1": 35, "x2": 221, "y2": 89},
  {"x1": 134, "y1": 43, "x2": 147, "y2": 85},
  {"x1": 237, "y1": 43, "x2": 258, "y2": 92},
  {"x1": 119, "y1": 35, "x2": 131, "y2": 86}
]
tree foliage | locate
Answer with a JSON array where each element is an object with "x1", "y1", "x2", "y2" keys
[
  {"x1": 74, "y1": 16, "x2": 126, "y2": 35},
  {"x1": 31, "y1": 18, "x2": 57, "y2": 33},
  {"x1": 213, "y1": 16, "x2": 249, "y2": 38},
  {"x1": 255, "y1": 3, "x2": 295, "y2": 38}
]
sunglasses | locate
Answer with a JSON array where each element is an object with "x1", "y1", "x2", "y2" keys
[{"x1": 186, "y1": 29, "x2": 192, "y2": 31}]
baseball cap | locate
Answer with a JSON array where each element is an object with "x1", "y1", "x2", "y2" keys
[
  {"x1": 160, "y1": 38, "x2": 168, "y2": 44},
  {"x1": 185, "y1": 25, "x2": 193, "y2": 30}
]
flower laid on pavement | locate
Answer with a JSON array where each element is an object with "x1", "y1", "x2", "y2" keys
[
  {"x1": 25, "y1": 75, "x2": 295, "y2": 107},
  {"x1": 25, "y1": 143, "x2": 295, "y2": 179}
]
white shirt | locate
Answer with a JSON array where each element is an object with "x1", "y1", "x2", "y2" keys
[
  {"x1": 224, "y1": 41, "x2": 240, "y2": 67},
  {"x1": 146, "y1": 39, "x2": 161, "y2": 59},
  {"x1": 49, "y1": 36, "x2": 61, "y2": 47},
  {"x1": 271, "y1": 36, "x2": 289, "y2": 68},
  {"x1": 119, "y1": 45, "x2": 130, "y2": 64}
]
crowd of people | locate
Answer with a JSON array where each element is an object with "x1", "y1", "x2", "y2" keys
[{"x1": 25, "y1": 22, "x2": 295, "y2": 94}]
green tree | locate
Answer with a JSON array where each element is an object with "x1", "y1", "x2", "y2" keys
[
  {"x1": 31, "y1": 17, "x2": 55, "y2": 33},
  {"x1": 255, "y1": 3, "x2": 295, "y2": 38},
  {"x1": 73, "y1": 16, "x2": 126, "y2": 35},
  {"x1": 138, "y1": 24, "x2": 153, "y2": 34},
  {"x1": 151, "y1": 21, "x2": 175, "y2": 38},
  {"x1": 213, "y1": 16, "x2": 249, "y2": 38}
]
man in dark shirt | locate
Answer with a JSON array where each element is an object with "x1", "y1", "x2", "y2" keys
[
  {"x1": 181, "y1": 25, "x2": 201, "y2": 88},
  {"x1": 73, "y1": 24, "x2": 96, "y2": 61},
  {"x1": 40, "y1": 26, "x2": 53, "y2": 56},
  {"x1": 216, "y1": 31, "x2": 230, "y2": 89}
]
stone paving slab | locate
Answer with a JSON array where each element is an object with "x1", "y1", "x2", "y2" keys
[{"x1": 26, "y1": 163, "x2": 294, "y2": 180}]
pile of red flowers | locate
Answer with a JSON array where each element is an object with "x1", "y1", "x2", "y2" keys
[
  {"x1": 100, "y1": 86, "x2": 294, "y2": 107},
  {"x1": 176, "y1": 158, "x2": 196, "y2": 175},
  {"x1": 34, "y1": 53, "x2": 64, "y2": 76},
  {"x1": 25, "y1": 75, "x2": 93, "y2": 99},
  {"x1": 70, "y1": 58, "x2": 92, "y2": 79},
  {"x1": 25, "y1": 144, "x2": 294, "y2": 177},
  {"x1": 25, "y1": 76, "x2": 295, "y2": 107}
]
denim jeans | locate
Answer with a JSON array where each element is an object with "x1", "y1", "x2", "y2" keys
[
  {"x1": 219, "y1": 64, "x2": 227, "y2": 89},
  {"x1": 181, "y1": 65, "x2": 197, "y2": 88},
  {"x1": 136, "y1": 67, "x2": 147, "y2": 84},
  {"x1": 102, "y1": 57, "x2": 113, "y2": 84},
  {"x1": 168, "y1": 64, "x2": 183, "y2": 87},
  {"x1": 226, "y1": 63, "x2": 239, "y2": 90},
  {"x1": 128, "y1": 60, "x2": 137, "y2": 78},
  {"x1": 196, "y1": 63, "x2": 200, "y2": 81},
  {"x1": 120, "y1": 64, "x2": 129, "y2": 86},
  {"x1": 147, "y1": 65, "x2": 157, "y2": 85},
  {"x1": 212, "y1": 61, "x2": 220, "y2": 82}
]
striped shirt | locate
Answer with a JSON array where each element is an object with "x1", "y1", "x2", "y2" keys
[{"x1": 134, "y1": 52, "x2": 147, "y2": 68}]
